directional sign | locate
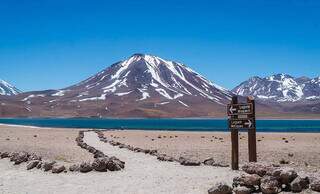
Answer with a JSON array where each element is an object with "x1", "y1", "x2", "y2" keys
[
  {"x1": 227, "y1": 103, "x2": 253, "y2": 116},
  {"x1": 228, "y1": 119, "x2": 255, "y2": 129}
]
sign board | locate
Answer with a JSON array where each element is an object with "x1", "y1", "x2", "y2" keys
[
  {"x1": 227, "y1": 103, "x2": 253, "y2": 116},
  {"x1": 229, "y1": 119, "x2": 255, "y2": 129},
  {"x1": 228, "y1": 96, "x2": 257, "y2": 170}
]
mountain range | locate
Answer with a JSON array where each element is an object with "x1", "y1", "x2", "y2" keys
[{"x1": 0, "y1": 54, "x2": 319, "y2": 118}]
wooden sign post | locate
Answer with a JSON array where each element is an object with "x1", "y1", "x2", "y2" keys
[{"x1": 228, "y1": 96, "x2": 257, "y2": 170}]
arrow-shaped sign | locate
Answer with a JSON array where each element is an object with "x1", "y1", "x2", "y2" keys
[
  {"x1": 228, "y1": 119, "x2": 255, "y2": 129},
  {"x1": 229, "y1": 106, "x2": 237, "y2": 114},
  {"x1": 227, "y1": 103, "x2": 253, "y2": 116},
  {"x1": 244, "y1": 120, "x2": 252, "y2": 128}
]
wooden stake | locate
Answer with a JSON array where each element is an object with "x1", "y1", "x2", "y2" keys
[
  {"x1": 231, "y1": 96, "x2": 239, "y2": 170},
  {"x1": 247, "y1": 96, "x2": 257, "y2": 162}
]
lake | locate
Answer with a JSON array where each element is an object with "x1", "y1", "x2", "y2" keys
[{"x1": 0, "y1": 118, "x2": 320, "y2": 132}]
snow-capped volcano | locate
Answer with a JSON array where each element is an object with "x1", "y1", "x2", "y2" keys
[
  {"x1": 7, "y1": 54, "x2": 233, "y2": 118},
  {"x1": 0, "y1": 79, "x2": 21, "y2": 96},
  {"x1": 63, "y1": 53, "x2": 233, "y2": 105},
  {"x1": 232, "y1": 74, "x2": 320, "y2": 102}
]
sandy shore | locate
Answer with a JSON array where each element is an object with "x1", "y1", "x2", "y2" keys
[
  {"x1": 103, "y1": 130, "x2": 320, "y2": 173},
  {"x1": 0, "y1": 125, "x2": 92, "y2": 163}
]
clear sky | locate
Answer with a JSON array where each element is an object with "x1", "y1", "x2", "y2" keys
[{"x1": 1, "y1": 0, "x2": 320, "y2": 91}]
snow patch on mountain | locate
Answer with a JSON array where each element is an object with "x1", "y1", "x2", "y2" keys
[
  {"x1": 233, "y1": 73, "x2": 320, "y2": 102},
  {"x1": 0, "y1": 79, "x2": 21, "y2": 96}
]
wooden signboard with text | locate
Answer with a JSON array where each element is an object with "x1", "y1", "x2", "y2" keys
[{"x1": 228, "y1": 96, "x2": 257, "y2": 170}]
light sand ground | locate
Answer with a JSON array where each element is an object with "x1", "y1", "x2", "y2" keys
[
  {"x1": 103, "y1": 130, "x2": 320, "y2": 173},
  {"x1": 0, "y1": 131, "x2": 239, "y2": 194},
  {"x1": 0, "y1": 125, "x2": 92, "y2": 163}
]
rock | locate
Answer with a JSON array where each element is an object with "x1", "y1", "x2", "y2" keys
[
  {"x1": 233, "y1": 186, "x2": 252, "y2": 194},
  {"x1": 157, "y1": 154, "x2": 174, "y2": 162},
  {"x1": 290, "y1": 176, "x2": 309, "y2": 192},
  {"x1": 52, "y1": 165, "x2": 66, "y2": 173},
  {"x1": 43, "y1": 161, "x2": 56, "y2": 171},
  {"x1": 207, "y1": 182, "x2": 232, "y2": 194},
  {"x1": 93, "y1": 151, "x2": 105, "y2": 158},
  {"x1": 0, "y1": 152, "x2": 9, "y2": 158},
  {"x1": 92, "y1": 157, "x2": 109, "y2": 172},
  {"x1": 310, "y1": 179, "x2": 320, "y2": 192},
  {"x1": 279, "y1": 158, "x2": 289, "y2": 164},
  {"x1": 12, "y1": 152, "x2": 29, "y2": 165},
  {"x1": 26, "y1": 160, "x2": 40, "y2": 170},
  {"x1": 233, "y1": 174, "x2": 261, "y2": 187},
  {"x1": 260, "y1": 176, "x2": 280, "y2": 194},
  {"x1": 203, "y1": 157, "x2": 215, "y2": 166},
  {"x1": 79, "y1": 162, "x2": 92, "y2": 173},
  {"x1": 279, "y1": 168, "x2": 298, "y2": 184},
  {"x1": 242, "y1": 163, "x2": 274, "y2": 177},
  {"x1": 149, "y1": 150, "x2": 158, "y2": 155},
  {"x1": 106, "y1": 157, "x2": 124, "y2": 171},
  {"x1": 36, "y1": 162, "x2": 42, "y2": 169},
  {"x1": 180, "y1": 158, "x2": 201, "y2": 166},
  {"x1": 28, "y1": 153, "x2": 41, "y2": 161},
  {"x1": 69, "y1": 164, "x2": 80, "y2": 172}
]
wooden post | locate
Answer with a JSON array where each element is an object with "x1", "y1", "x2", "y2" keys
[
  {"x1": 247, "y1": 96, "x2": 257, "y2": 162},
  {"x1": 231, "y1": 96, "x2": 239, "y2": 170}
]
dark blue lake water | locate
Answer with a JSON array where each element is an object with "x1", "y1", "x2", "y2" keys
[{"x1": 0, "y1": 118, "x2": 320, "y2": 132}]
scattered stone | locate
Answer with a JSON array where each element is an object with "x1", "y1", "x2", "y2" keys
[
  {"x1": 26, "y1": 160, "x2": 40, "y2": 170},
  {"x1": 279, "y1": 158, "x2": 289, "y2": 164},
  {"x1": 288, "y1": 153, "x2": 294, "y2": 157},
  {"x1": 279, "y1": 168, "x2": 298, "y2": 185},
  {"x1": 33, "y1": 135, "x2": 37, "y2": 138},
  {"x1": 310, "y1": 179, "x2": 320, "y2": 192},
  {"x1": 208, "y1": 182, "x2": 232, "y2": 194},
  {"x1": 290, "y1": 175, "x2": 309, "y2": 192},
  {"x1": 52, "y1": 165, "x2": 66, "y2": 174},
  {"x1": 260, "y1": 176, "x2": 280, "y2": 194},
  {"x1": 79, "y1": 162, "x2": 93, "y2": 173},
  {"x1": 36, "y1": 162, "x2": 42, "y2": 169},
  {"x1": 92, "y1": 157, "x2": 109, "y2": 172},
  {"x1": 43, "y1": 161, "x2": 56, "y2": 171},
  {"x1": 233, "y1": 174, "x2": 261, "y2": 187},
  {"x1": 69, "y1": 164, "x2": 80, "y2": 172},
  {"x1": 233, "y1": 186, "x2": 252, "y2": 194},
  {"x1": 12, "y1": 152, "x2": 29, "y2": 165},
  {"x1": 0, "y1": 152, "x2": 9, "y2": 159},
  {"x1": 179, "y1": 158, "x2": 201, "y2": 166},
  {"x1": 242, "y1": 163, "x2": 274, "y2": 177},
  {"x1": 203, "y1": 157, "x2": 215, "y2": 166}
]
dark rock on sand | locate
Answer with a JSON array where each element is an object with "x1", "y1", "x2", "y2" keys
[
  {"x1": 207, "y1": 182, "x2": 232, "y2": 194},
  {"x1": 242, "y1": 163, "x2": 274, "y2": 177},
  {"x1": 80, "y1": 162, "x2": 93, "y2": 173},
  {"x1": 179, "y1": 158, "x2": 201, "y2": 166},
  {"x1": 279, "y1": 168, "x2": 298, "y2": 184},
  {"x1": 0, "y1": 152, "x2": 10, "y2": 158},
  {"x1": 260, "y1": 176, "x2": 280, "y2": 194},
  {"x1": 203, "y1": 157, "x2": 215, "y2": 166},
  {"x1": 26, "y1": 160, "x2": 40, "y2": 170},
  {"x1": 52, "y1": 165, "x2": 66, "y2": 173},
  {"x1": 310, "y1": 178, "x2": 320, "y2": 192},
  {"x1": 36, "y1": 162, "x2": 43, "y2": 169},
  {"x1": 12, "y1": 152, "x2": 29, "y2": 165},
  {"x1": 233, "y1": 174, "x2": 261, "y2": 187},
  {"x1": 106, "y1": 157, "x2": 125, "y2": 171},
  {"x1": 233, "y1": 186, "x2": 252, "y2": 194},
  {"x1": 92, "y1": 157, "x2": 109, "y2": 172},
  {"x1": 69, "y1": 164, "x2": 80, "y2": 172},
  {"x1": 290, "y1": 175, "x2": 309, "y2": 192},
  {"x1": 43, "y1": 161, "x2": 56, "y2": 171}
]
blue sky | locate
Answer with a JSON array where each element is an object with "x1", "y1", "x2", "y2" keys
[{"x1": 1, "y1": 0, "x2": 320, "y2": 91}]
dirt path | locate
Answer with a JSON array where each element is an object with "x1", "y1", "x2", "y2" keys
[{"x1": 0, "y1": 131, "x2": 239, "y2": 194}]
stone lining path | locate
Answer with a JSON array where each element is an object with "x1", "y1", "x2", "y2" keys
[{"x1": 0, "y1": 131, "x2": 239, "y2": 194}]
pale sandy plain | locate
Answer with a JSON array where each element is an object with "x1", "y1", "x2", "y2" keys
[{"x1": 0, "y1": 124, "x2": 319, "y2": 194}]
